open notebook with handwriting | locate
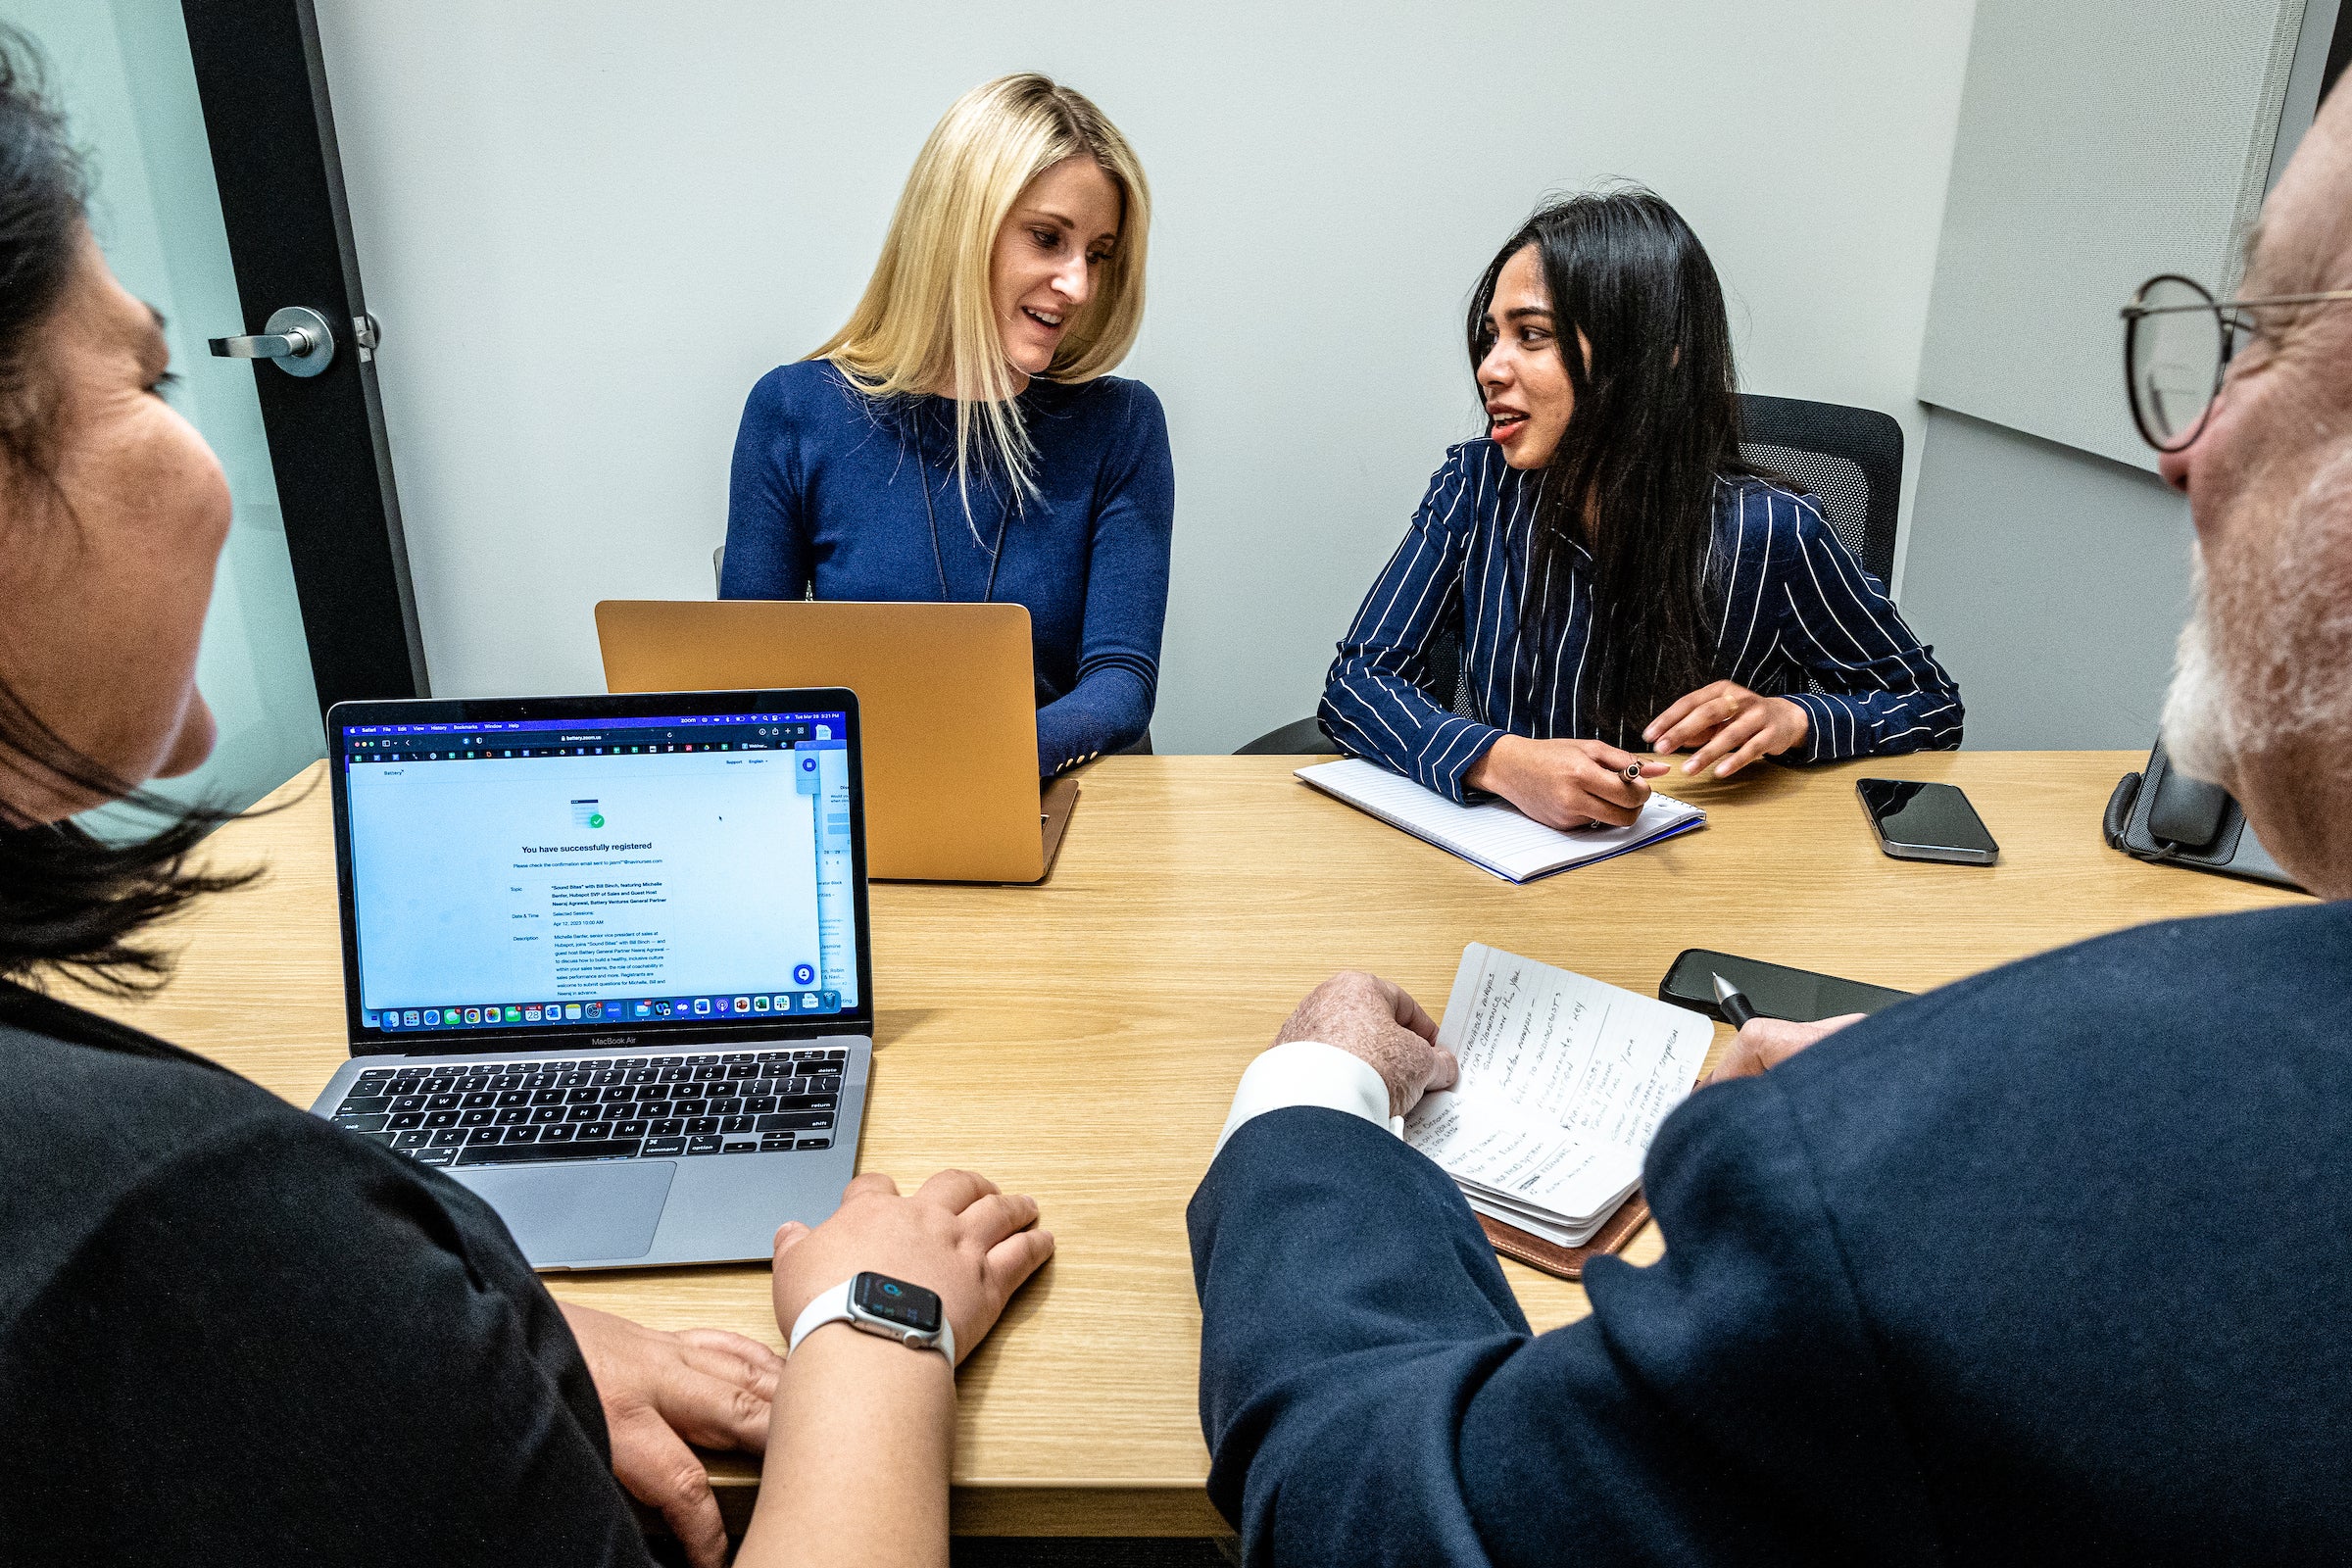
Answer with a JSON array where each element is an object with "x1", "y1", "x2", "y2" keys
[
  {"x1": 1296, "y1": 758, "x2": 1703, "y2": 882},
  {"x1": 1407, "y1": 942, "x2": 1713, "y2": 1277}
]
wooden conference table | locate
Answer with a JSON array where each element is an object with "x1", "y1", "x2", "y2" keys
[{"x1": 88, "y1": 751, "x2": 2300, "y2": 1537}]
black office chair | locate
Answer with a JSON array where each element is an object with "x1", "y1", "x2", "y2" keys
[
  {"x1": 1737, "y1": 392, "x2": 1900, "y2": 586},
  {"x1": 1233, "y1": 394, "x2": 1904, "y2": 755}
]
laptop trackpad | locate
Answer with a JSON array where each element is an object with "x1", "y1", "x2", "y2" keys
[{"x1": 455, "y1": 1160, "x2": 675, "y2": 1266}]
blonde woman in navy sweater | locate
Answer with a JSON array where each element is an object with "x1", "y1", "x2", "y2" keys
[
  {"x1": 723, "y1": 74, "x2": 1173, "y2": 776},
  {"x1": 1321, "y1": 189, "x2": 1960, "y2": 829}
]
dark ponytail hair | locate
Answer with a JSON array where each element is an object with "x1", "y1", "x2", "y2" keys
[
  {"x1": 1466, "y1": 186, "x2": 1757, "y2": 745},
  {"x1": 0, "y1": 27, "x2": 255, "y2": 998}
]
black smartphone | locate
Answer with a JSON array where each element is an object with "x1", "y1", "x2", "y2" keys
[
  {"x1": 1856, "y1": 778, "x2": 1999, "y2": 865},
  {"x1": 1659, "y1": 949, "x2": 1911, "y2": 1023}
]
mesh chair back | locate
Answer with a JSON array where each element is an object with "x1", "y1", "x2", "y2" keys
[
  {"x1": 1735, "y1": 393, "x2": 1902, "y2": 586},
  {"x1": 1428, "y1": 621, "x2": 1476, "y2": 717}
]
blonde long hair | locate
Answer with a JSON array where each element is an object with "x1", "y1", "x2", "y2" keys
[{"x1": 809, "y1": 74, "x2": 1151, "y2": 509}]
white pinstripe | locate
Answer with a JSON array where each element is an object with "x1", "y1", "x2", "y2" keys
[{"x1": 1729, "y1": 488, "x2": 1768, "y2": 673}]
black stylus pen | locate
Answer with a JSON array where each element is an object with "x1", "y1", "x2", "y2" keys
[{"x1": 1711, "y1": 972, "x2": 1759, "y2": 1030}]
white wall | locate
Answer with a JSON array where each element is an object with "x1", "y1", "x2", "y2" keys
[
  {"x1": 1902, "y1": 410, "x2": 2192, "y2": 751},
  {"x1": 1895, "y1": 1, "x2": 2341, "y2": 756},
  {"x1": 314, "y1": 0, "x2": 1977, "y2": 754},
  {"x1": 1918, "y1": 0, "x2": 2305, "y2": 471}
]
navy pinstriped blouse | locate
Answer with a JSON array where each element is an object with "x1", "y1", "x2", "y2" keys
[{"x1": 1318, "y1": 440, "x2": 1962, "y2": 802}]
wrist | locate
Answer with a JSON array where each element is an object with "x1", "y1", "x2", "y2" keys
[
  {"x1": 789, "y1": 1272, "x2": 957, "y2": 1366},
  {"x1": 754, "y1": 1318, "x2": 956, "y2": 1565},
  {"x1": 1464, "y1": 731, "x2": 1519, "y2": 793},
  {"x1": 789, "y1": 1318, "x2": 956, "y2": 1387}
]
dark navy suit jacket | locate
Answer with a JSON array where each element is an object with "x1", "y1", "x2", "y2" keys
[{"x1": 1190, "y1": 903, "x2": 2352, "y2": 1564}]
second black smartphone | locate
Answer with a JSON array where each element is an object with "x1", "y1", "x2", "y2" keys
[
  {"x1": 1856, "y1": 778, "x2": 1999, "y2": 865},
  {"x1": 1659, "y1": 948, "x2": 1911, "y2": 1024}
]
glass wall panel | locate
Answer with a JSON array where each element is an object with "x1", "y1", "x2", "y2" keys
[{"x1": 12, "y1": 0, "x2": 324, "y2": 814}]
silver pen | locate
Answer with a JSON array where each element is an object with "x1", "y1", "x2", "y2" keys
[{"x1": 1711, "y1": 972, "x2": 1760, "y2": 1030}]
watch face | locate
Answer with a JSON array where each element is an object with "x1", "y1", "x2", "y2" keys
[{"x1": 853, "y1": 1272, "x2": 943, "y2": 1335}]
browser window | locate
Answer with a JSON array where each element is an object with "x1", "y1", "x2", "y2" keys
[{"x1": 339, "y1": 710, "x2": 858, "y2": 1038}]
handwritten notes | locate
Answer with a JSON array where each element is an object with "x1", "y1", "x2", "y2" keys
[
  {"x1": 1406, "y1": 943, "x2": 1711, "y2": 1247},
  {"x1": 1407, "y1": 1095, "x2": 1642, "y2": 1227}
]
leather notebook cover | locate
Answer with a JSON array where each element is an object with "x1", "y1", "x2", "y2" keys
[{"x1": 1478, "y1": 1192, "x2": 1651, "y2": 1281}]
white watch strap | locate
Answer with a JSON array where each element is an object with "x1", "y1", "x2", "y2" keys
[
  {"x1": 787, "y1": 1279, "x2": 854, "y2": 1354},
  {"x1": 788, "y1": 1276, "x2": 955, "y2": 1364}
]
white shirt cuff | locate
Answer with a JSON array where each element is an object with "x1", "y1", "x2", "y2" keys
[{"x1": 1213, "y1": 1040, "x2": 1402, "y2": 1158}]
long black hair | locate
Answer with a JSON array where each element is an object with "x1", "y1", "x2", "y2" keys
[
  {"x1": 1467, "y1": 186, "x2": 1758, "y2": 744},
  {"x1": 0, "y1": 27, "x2": 255, "y2": 998}
]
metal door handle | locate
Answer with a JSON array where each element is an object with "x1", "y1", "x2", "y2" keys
[
  {"x1": 209, "y1": 306, "x2": 335, "y2": 377},
  {"x1": 213, "y1": 329, "x2": 313, "y2": 359}
]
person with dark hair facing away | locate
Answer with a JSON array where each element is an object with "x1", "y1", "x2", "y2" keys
[
  {"x1": 1319, "y1": 189, "x2": 1960, "y2": 828},
  {"x1": 0, "y1": 33, "x2": 1050, "y2": 1568},
  {"x1": 1195, "y1": 91, "x2": 2352, "y2": 1562}
]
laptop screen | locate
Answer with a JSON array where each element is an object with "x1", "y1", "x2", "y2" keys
[{"x1": 332, "y1": 694, "x2": 865, "y2": 1051}]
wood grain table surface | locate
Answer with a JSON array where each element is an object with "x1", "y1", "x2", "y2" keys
[{"x1": 80, "y1": 751, "x2": 2301, "y2": 1535}]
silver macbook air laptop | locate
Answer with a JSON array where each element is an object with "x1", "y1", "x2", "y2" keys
[{"x1": 307, "y1": 687, "x2": 875, "y2": 1270}]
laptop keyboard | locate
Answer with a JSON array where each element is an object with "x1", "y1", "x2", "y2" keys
[{"x1": 327, "y1": 1048, "x2": 847, "y2": 1168}]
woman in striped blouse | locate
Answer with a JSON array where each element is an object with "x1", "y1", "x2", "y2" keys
[{"x1": 1319, "y1": 189, "x2": 1962, "y2": 830}]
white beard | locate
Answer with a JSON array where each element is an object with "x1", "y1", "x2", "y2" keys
[
  {"x1": 2159, "y1": 562, "x2": 2241, "y2": 790},
  {"x1": 2161, "y1": 444, "x2": 2352, "y2": 796}
]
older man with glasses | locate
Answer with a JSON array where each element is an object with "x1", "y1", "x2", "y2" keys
[{"x1": 1187, "y1": 83, "x2": 2352, "y2": 1567}]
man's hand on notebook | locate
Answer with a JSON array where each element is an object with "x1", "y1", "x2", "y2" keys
[
  {"x1": 1276, "y1": 970, "x2": 1459, "y2": 1118},
  {"x1": 1467, "y1": 735, "x2": 1672, "y2": 830},
  {"x1": 558, "y1": 1300, "x2": 784, "y2": 1568},
  {"x1": 1705, "y1": 1014, "x2": 1865, "y2": 1086}
]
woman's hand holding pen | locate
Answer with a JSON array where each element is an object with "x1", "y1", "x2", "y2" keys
[
  {"x1": 1645, "y1": 680, "x2": 1810, "y2": 778},
  {"x1": 1466, "y1": 735, "x2": 1671, "y2": 830}
]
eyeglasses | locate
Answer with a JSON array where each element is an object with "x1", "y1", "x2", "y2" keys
[{"x1": 2121, "y1": 273, "x2": 2352, "y2": 452}]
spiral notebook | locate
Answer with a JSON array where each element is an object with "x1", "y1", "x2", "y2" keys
[
  {"x1": 1406, "y1": 942, "x2": 1712, "y2": 1276},
  {"x1": 1295, "y1": 758, "x2": 1704, "y2": 882}
]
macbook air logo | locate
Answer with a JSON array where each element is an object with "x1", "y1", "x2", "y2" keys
[{"x1": 589, "y1": 1035, "x2": 637, "y2": 1047}]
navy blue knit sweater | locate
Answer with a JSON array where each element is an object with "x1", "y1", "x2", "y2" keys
[{"x1": 722, "y1": 359, "x2": 1175, "y2": 775}]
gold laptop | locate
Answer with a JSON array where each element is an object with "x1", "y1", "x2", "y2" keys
[{"x1": 595, "y1": 601, "x2": 1076, "y2": 883}]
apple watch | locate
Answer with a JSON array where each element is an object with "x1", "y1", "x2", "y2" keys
[{"x1": 788, "y1": 1271, "x2": 956, "y2": 1366}]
